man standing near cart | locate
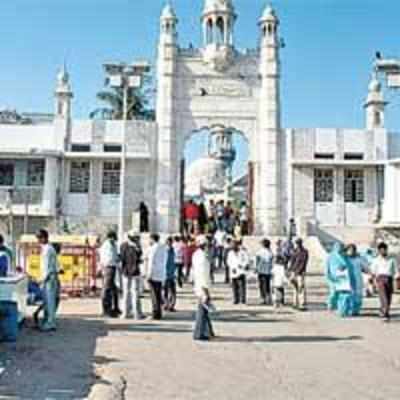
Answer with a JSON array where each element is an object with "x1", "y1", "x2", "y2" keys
[{"x1": 36, "y1": 229, "x2": 59, "y2": 332}]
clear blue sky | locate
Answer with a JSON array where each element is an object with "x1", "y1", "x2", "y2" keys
[{"x1": 0, "y1": 0, "x2": 399, "y2": 174}]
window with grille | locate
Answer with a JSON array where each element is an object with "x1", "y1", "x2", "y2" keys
[
  {"x1": 104, "y1": 144, "x2": 122, "y2": 153},
  {"x1": 314, "y1": 169, "x2": 334, "y2": 203},
  {"x1": 0, "y1": 161, "x2": 14, "y2": 186},
  {"x1": 27, "y1": 160, "x2": 45, "y2": 186},
  {"x1": 102, "y1": 161, "x2": 120, "y2": 194},
  {"x1": 71, "y1": 144, "x2": 91, "y2": 152},
  {"x1": 344, "y1": 169, "x2": 364, "y2": 203},
  {"x1": 70, "y1": 161, "x2": 90, "y2": 194}
]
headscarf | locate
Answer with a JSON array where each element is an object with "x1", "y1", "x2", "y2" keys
[{"x1": 326, "y1": 242, "x2": 351, "y2": 283}]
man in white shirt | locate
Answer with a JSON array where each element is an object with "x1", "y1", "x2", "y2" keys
[
  {"x1": 227, "y1": 240, "x2": 250, "y2": 305},
  {"x1": 146, "y1": 233, "x2": 166, "y2": 320},
  {"x1": 36, "y1": 229, "x2": 58, "y2": 331},
  {"x1": 193, "y1": 235, "x2": 215, "y2": 341},
  {"x1": 99, "y1": 231, "x2": 121, "y2": 318},
  {"x1": 214, "y1": 229, "x2": 226, "y2": 269},
  {"x1": 370, "y1": 242, "x2": 397, "y2": 322}
]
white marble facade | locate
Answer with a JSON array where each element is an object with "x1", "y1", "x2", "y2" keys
[{"x1": 1, "y1": 0, "x2": 400, "y2": 238}]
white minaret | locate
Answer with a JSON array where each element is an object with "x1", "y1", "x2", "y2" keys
[
  {"x1": 156, "y1": 2, "x2": 180, "y2": 233},
  {"x1": 55, "y1": 64, "x2": 73, "y2": 119},
  {"x1": 201, "y1": 0, "x2": 236, "y2": 47},
  {"x1": 255, "y1": 5, "x2": 283, "y2": 235},
  {"x1": 364, "y1": 71, "x2": 387, "y2": 130}
]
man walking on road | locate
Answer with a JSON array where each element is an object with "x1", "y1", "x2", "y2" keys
[
  {"x1": 99, "y1": 231, "x2": 121, "y2": 318},
  {"x1": 370, "y1": 242, "x2": 397, "y2": 322},
  {"x1": 255, "y1": 239, "x2": 274, "y2": 305},
  {"x1": 288, "y1": 238, "x2": 309, "y2": 310},
  {"x1": 146, "y1": 233, "x2": 166, "y2": 320},
  {"x1": 193, "y1": 235, "x2": 215, "y2": 341},
  {"x1": 36, "y1": 229, "x2": 59, "y2": 331},
  {"x1": 164, "y1": 237, "x2": 177, "y2": 312},
  {"x1": 120, "y1": 231, "x2": 144, "y2": 320},
  {"x1": 227, "y1": 240, "x2": 250, "y2": 305}
]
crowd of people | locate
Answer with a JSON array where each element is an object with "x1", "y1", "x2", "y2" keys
[
  {"x1": 182, "y1": 199, "x2": 250, "y2": 236},
  {"x1": 94, "y1": 228, "x2": 312, "y2": 341},
  {"x1": 4, "y1": 221, "x2": 398, "y2": 338},
  {"x1": 326, "y1": 241, "x2": 398, "y2": 322}
]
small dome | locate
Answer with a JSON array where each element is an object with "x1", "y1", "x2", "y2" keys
[
  {"x1": 161, "y1": 2, "x2": 177, "y2": 20},
  {"x1": 204, "y1": 0, "x2": 234, "y2": 14},
  {"x1": 185, "y1": 156, "x2": 227, "y2": 196},
  {"x1": 260, "y1": 4, "x2": 278, "y2": 22}
]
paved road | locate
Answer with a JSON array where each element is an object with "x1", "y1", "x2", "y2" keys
[{"x1": 1, "y1": 271, "x2": 399, "y2": 400}]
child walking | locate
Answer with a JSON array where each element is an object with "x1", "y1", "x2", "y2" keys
[{"x1": 272, "y1": 257, "x2": 287, "y2": 311}]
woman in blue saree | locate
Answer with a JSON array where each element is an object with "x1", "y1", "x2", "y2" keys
[
  {"x1": 346, "y1": 244, "x2": 365, "y2": 316},
  {"x1": 325, "y1": 243, "x2": 353, "y2": 317}
]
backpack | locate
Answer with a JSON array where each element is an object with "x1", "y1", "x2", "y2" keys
[{"x1": 0, "y1": 249, "x2": 10, "y2": 277}]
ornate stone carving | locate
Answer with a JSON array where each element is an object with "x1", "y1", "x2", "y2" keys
[{"x1": 202, "y1": 45, "x2": 235, "y2": 72}]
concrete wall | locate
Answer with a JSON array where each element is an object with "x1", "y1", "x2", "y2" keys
[{"x1": 290, "y1": 128, "x2": 382, "y2": 229}]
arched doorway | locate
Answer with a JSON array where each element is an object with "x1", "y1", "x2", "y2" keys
[{"x1": 180, "y1": 125, "x2": 252, "y2": 235}]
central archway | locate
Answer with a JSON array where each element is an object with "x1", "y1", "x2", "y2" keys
[{"x1": 179, "y1": 124, "x2": 253, "y2": 235}]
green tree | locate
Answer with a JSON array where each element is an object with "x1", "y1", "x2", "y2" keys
[{"x1": 90, "y1": 78, "x2": 155, "y2": 121}]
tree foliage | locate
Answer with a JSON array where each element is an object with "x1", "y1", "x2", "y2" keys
[{"x1": 90, "y1": 76, "x2": 155, "y2": 121}]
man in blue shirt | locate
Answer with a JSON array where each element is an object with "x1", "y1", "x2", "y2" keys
[
  {"x1": 164, "y1": 237, "x2": 177, "y2": 312},
  {"x1": 0, "y1": 234, "x2": 12, "y2": 277}
]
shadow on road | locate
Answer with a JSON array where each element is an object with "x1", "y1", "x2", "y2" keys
[
  {"x1": 212, "y1": 335, "x2": 363, "y2": 344},
  {"x1": 0, "y1": 316, "x2": 109, "y2": 400}
]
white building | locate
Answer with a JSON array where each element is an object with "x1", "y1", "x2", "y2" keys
[{"x1": 0, "y1": 0, "x2": 399, "y2": 242}]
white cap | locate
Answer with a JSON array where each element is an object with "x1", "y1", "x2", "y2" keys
[{"x1": 196, "y1": 235, "x2": 207, "y2": 246}]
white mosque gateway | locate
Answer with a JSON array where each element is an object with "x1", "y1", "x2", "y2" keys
[{"x1": 0, "y1": 0, "x2": 400, "y2": 242}]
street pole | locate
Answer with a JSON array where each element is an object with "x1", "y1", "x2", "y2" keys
[
  {"x1": 24, "y1": 190, "x2": 29, "y2": 234},
  {"x1": 7, "y1": 188, "x2": 15, "y2": 269},
  {"x1": 103, "y1": 60, "x2": 150, "y2": 242},
  {"x1": 118, "y1": 82, "x2": 129, "y2": 243}
]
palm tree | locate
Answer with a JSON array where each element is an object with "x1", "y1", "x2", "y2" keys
[{"x1": 90, "y1": 78, "x2": 155, "y2": 121}]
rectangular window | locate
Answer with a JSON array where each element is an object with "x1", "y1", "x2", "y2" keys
[
  {"x1": 344, "y1": 153, "x2": 364, "y2": 160},
  {"x1": 0, "y1": 161, "x2": 14, "y2": 186},
  {"x1": 102, "y1": 161, "x2": 120, "y2": 194},
  {"x1": 27, "y1": 160, "x2": 45, "y2": 186},
  {"x1": 71, "y1": 144, "x2": 91, "y2": 152},
  {"x1": 70, "y1": 161, "x2": 90, "y2": 194},
  {"x1": 314, "y1": 153, "x2": 335, "y2": 160},
  {"x1": 344, "y1": 169, "x2": 364, "y2": 203},
  {"x1": 104, "y1": 144, "x2": 122, "y2": 153},
  {"x1": 314, "y1": 169, "x2": 334, "y2": 203}
]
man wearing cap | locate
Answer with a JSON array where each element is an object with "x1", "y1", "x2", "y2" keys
[
  {"x1": 120, "y1": 231, "x2": 144, "y2": 320},
  {"x1": 192, "y1": 235, "x2": 215, "y2": 341},
  {"x1": 288, "y1": 238, "x2": 309, "y2": 310},
  {"x1": 99, "y1": 231, "x2": 121, "y2": 318},
  {"x1": 36, "y1": 229, "x2": 58, "y2": 331}
]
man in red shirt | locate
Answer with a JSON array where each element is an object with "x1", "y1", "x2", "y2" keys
[{"x1": 184, "y1": 199, "x2": 199, "y2": 234}]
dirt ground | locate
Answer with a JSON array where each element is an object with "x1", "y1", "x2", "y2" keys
[{"x1": 0, "y1": 270, "x2": 399, "y2": 400}]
